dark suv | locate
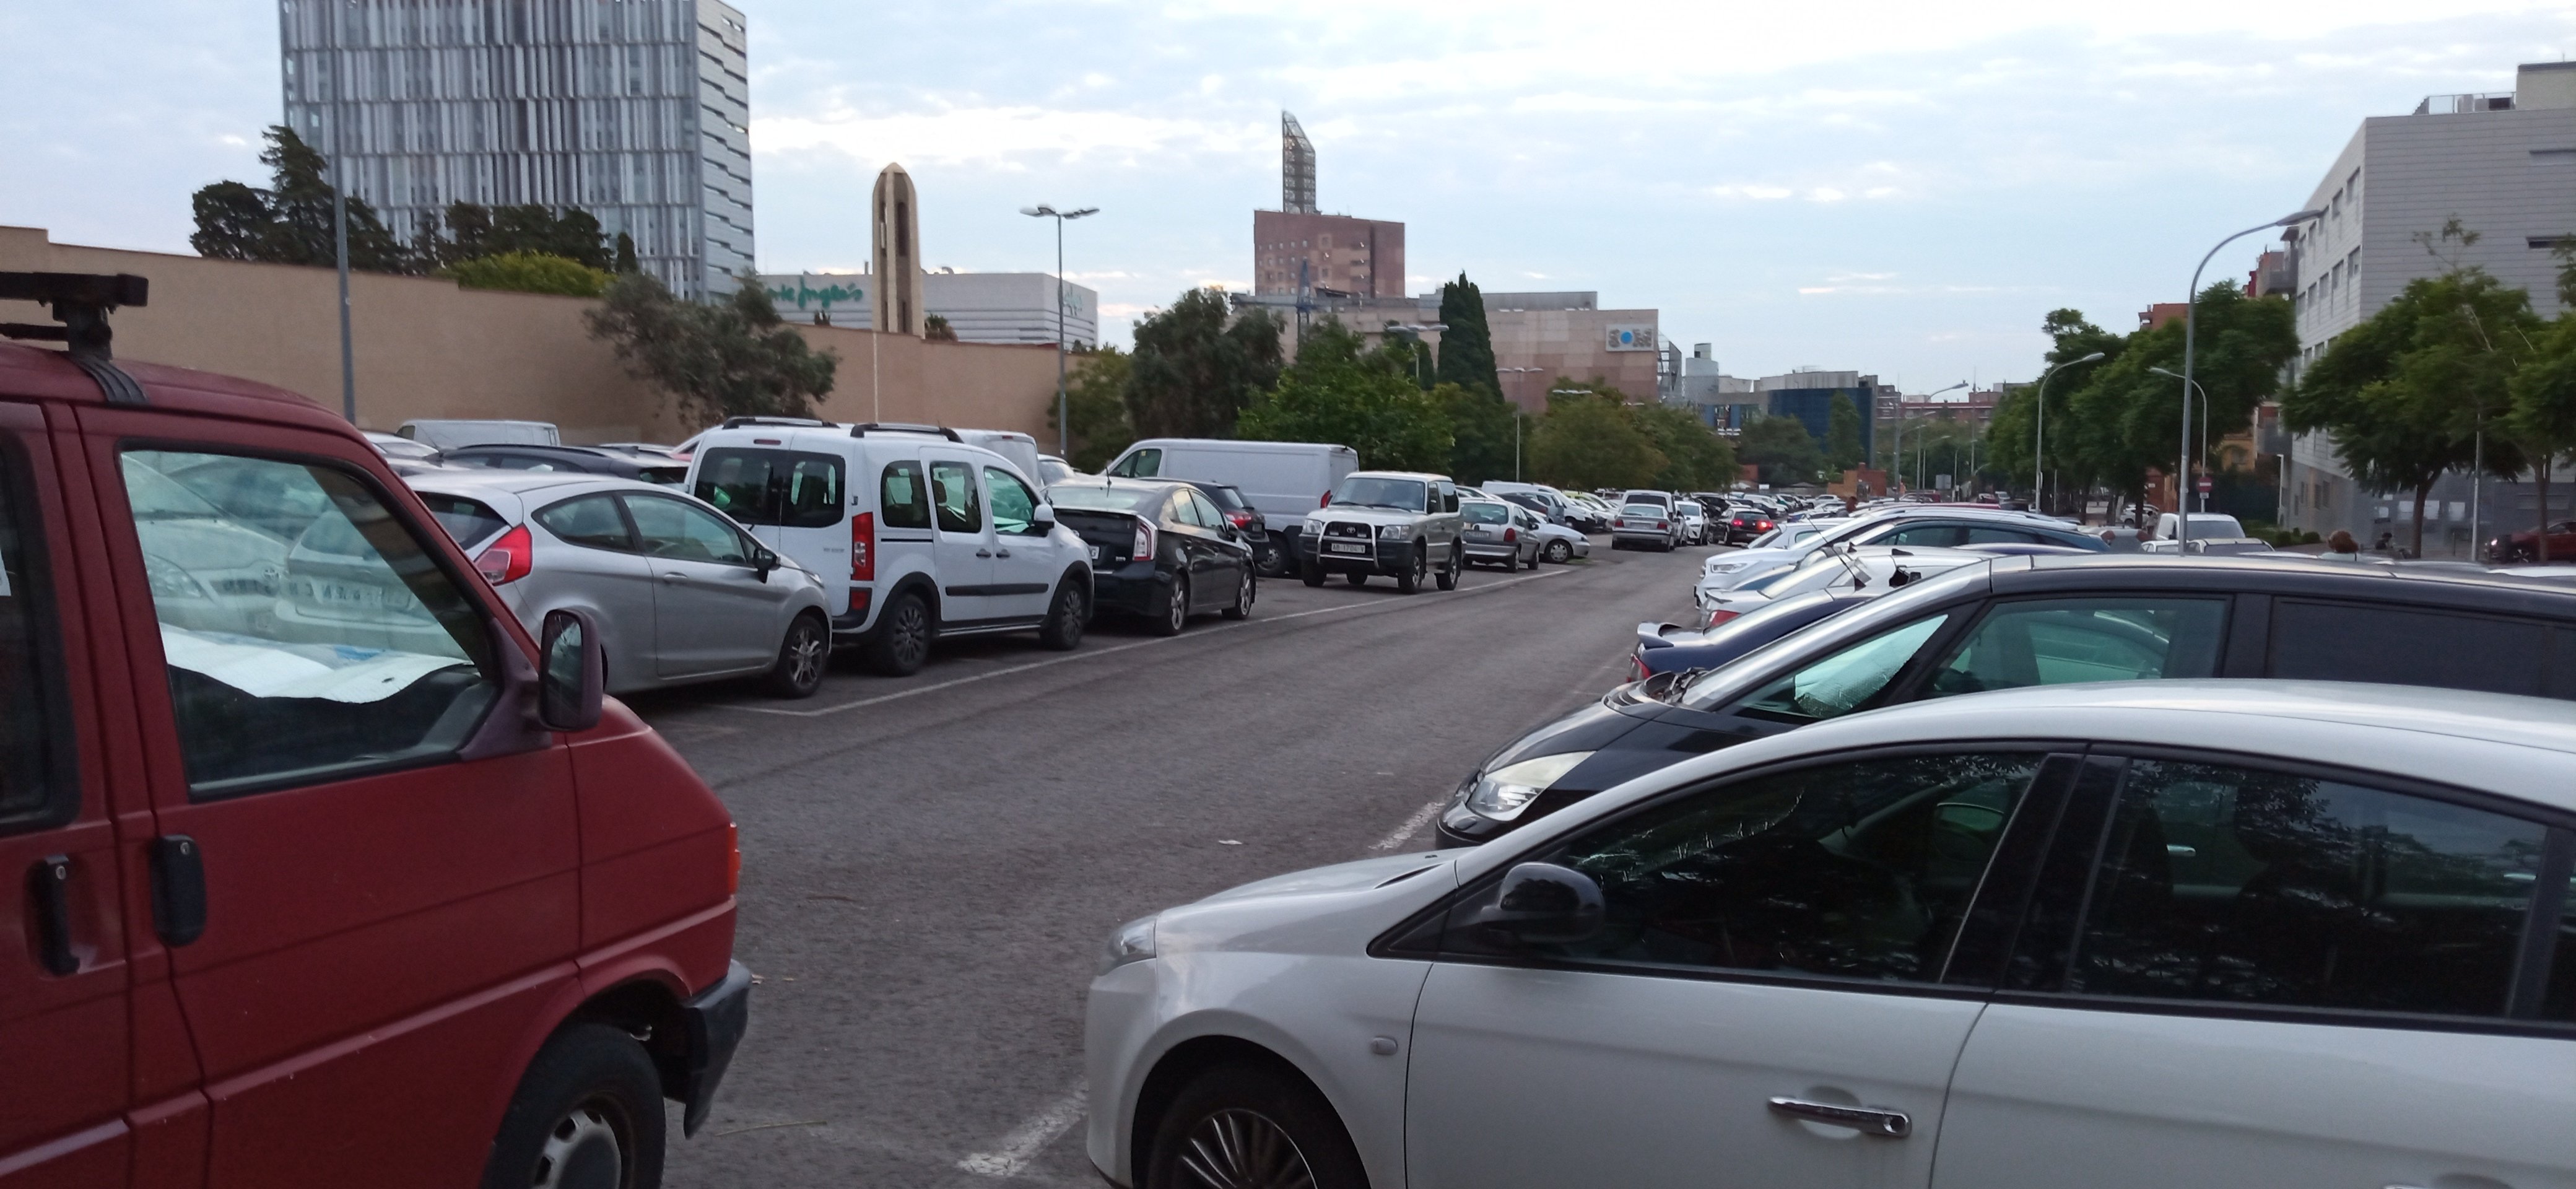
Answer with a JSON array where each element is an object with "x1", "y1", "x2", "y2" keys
[{"x1": 1440, "y1": 554, "x2": 2576, "y2": 847}]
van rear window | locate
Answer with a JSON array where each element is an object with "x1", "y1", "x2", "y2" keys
[{"x1": 695, "y1": 448, "x2": 844, "y2": 529}]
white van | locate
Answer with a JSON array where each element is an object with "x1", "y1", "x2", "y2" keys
[
  {"x1": 957, "y1": 429, "x2": 1043, "y2": 482},
  {"x1": 396, "y1": 419, "x2": 561, "y2": 450},
  {"x1": 685, "y1": 419, "x2": 1094, "y2": 674},
  {"x1": 1102, "y1": 438, "x2": 1359, "y2": 559}
]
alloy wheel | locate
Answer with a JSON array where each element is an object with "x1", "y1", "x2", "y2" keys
[
  {"x1": 890, "y1": 600, "x2": 929, "y2": 668},
  {"x1": 785, "y1": 622, "x2": 825, "y2": 689},
  {"x1": 1174, "y1": 1108, "x2": 1316, "y2": 1189},
  {"x1": 532, "y1": 1101, "x2": 625, "y2": 1189}
]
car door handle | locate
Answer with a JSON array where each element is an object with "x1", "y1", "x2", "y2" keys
[
  {"x1": 660, "y1": 572, "x2": 683, "y2": 583},
  {"x1": 994, "y1": 548, "x2": 1011, "y2": 559},
  {"x1": 1767, "y1": 1097, "x2": 1910, "y2": 1138},
  {"x1": 150, "y1": 835, "x2": 207, "y2": 948},
  {"x1": 976, "y1": 549, "x2": 993, "y2": 559},
  {"x1": 27, "y1": 854, "x2": 76, "y2": 975}
]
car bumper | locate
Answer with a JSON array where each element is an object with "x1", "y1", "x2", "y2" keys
[
  {"x1": 1090, "y1": 562, "x2": 1174, "y2": 616},
  {"x1": 1461, "y1": 541, "x2": 1520, "y2": 563},
  {"x1": 678, "y1": 959, "x2": 754, "y2": 1136},
  {"x1": 1301, "y1": 536, "x2": 1411, "y2": 573}
]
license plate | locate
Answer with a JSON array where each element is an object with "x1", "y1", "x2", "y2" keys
[
  {"x1": 1469, "y1": 528, "x2": 1490, "y2": 538},
  {"x1": 1088, "y1": 544, "x2": 1100, "y2": 562},
  {"x1": 1328, "y1": 541, "x2": 1369, "y2": 555}
]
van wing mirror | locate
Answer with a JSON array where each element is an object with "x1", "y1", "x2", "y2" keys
[
  {"x1": 1033, "y1": 503, "x2": 1056, "y2": 529},
  {"x1": 538, "y1": 609, "x2": 605, "y2": 733}
]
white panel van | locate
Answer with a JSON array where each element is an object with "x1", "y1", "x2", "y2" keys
[{"x1": 1101, "y1": 439, "x2": 1359, "y2": 562}]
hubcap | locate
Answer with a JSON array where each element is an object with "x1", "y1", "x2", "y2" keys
[
  {"x1": 1175, "y1": 1108, "x2": 1315, "y2": 1189},
  {"x1": 532, "y1": 1102, "x2": 624, "y2": 1189},
  {"x1": 893, "y1": 603, "x2": 928, "y2": 664},
  {"x1": 1239, "y1": 573, "x2": 1252, "y2": 608},
  {"x1": 787, "y1": 625, "x2": 824, "y2": 686}
]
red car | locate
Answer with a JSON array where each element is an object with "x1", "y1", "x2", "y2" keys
[
  {"x1": 0, "y1": 272, "x2": 746, "y2": 1188},
  {"x1": 2487, "y1": 520, "x2": 2576, "y2": 562}
]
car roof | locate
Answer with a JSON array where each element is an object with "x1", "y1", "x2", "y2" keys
[
  {"x1": 1347, "y1": 469, "x2": 1447, "y2": 481},
  {"x1": 1999, "y1": 552, "x2": 2576, "y2": 615},
  {"x1": 405, "y1": 470, "x2": 648, "y2": 499},
  {"x1": 1051, "y1": 476, "x2": 1178, "y2": 495},
  {"x1": 1, "y1": 341, "x2": 365, "y2": 437}
]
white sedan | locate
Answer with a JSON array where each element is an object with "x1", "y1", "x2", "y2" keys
[
  {"x1": 1695, "y1": 544, "x2": 1988, "y2": 616},
  {"x1": 1086, "y1": 681, "x2": 2576, "y2": 1189}
]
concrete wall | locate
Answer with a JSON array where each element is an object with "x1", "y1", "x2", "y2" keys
[
  {"x1": 0, "y1": 225, "x2": 1061, "y2": 445},
  {"x1": 1489, "y1": 307, "x2": 1661, "y2": 409}
]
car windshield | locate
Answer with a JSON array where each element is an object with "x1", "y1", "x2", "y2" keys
[
  {"x1": 1461, "y1": 502, "x2": 1510, "y2": 525},
  {"x1": 1331, "y1": 476, "x2": 1427, "y2": 511},
  {"x1": 1049, "y1": 484, "x2": 1163, "y2": 512},
  {"x1": 1676, "y1": 563, "x2": 1988, "y2": 710}
]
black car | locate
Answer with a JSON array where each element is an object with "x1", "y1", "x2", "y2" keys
[
  {"x1": 1439, "y1": 554, "x2": 2576, "y2": 848},
  {"x1": 1048, "y1": 477, "x2": 1255, "y2": 635},
  {"x1": 1632, "y1": 588, "x2": 1868, "y2": 681},
  {"x1": 1721, "y1": 505, "x2": 1778, "y2": 544},
  {"x1": 442, "y1": 443, "x2": 689, "y2": 486},
  {"x1": 1179, "y1": 479, "x2": 1281, "y2": 575}
]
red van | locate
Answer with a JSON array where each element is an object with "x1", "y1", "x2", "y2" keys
[{"x1": 0, "y1": 273, "x2": 747, "y2": 1189}]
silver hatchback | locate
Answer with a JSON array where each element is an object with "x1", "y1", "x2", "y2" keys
[
  {"x1": 1460, "y1": 498, "x2": 1542, "y2": 570},
  {"x1": 407, "y1": 471, "x2": 835, "y2": 698}
]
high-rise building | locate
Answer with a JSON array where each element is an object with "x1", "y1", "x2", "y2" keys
[
  {"x1": 278, "y1": 0, "x2": 755, "y2": 299},
  {"x1": 1253, "y1": 110, "x2": 1406, "y2": 299}
]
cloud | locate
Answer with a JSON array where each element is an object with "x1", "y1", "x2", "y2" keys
[{"x1": 754, "y1": 105, "x2": 1266, "y2": 168}]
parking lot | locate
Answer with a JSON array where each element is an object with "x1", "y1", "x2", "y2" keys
[{"x1": 627, "y1": 536, "x2": 1707, "y2": 1186}]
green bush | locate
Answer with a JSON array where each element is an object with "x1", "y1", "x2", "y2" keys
[{"x1": 447, "y1": 251, "x2": 612, "y2": 298}]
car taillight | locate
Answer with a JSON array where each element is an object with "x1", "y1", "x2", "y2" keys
[
  {"x1": 474, "y1": 524, "x2": 532, "y2": 585},
  {"x1": 850, "y1": 511, "x2": 876, "y2": 581},
  {"x1": 1657, "y1": 521, "x2": 1669, "y2": 529},
  {"x1": 725, "y1": 822, "x2": 741, "y2": 895},
  {"x1": 1133, "y1": 518, "x2": 1155, "y2": 561},
  {"x1": 1227, "y1": 509, "x2": 1254, "y2": 527},
  {"x1": 1706, "y1": 608, "x2": 1742, "y2": 629},
  {"x1": 1757, "y1": 520, "x2": 1773, "y2": 531},
  {"x1": 1633, "y1": 654, "x2": 1650, "y2": 681},
  {"x1": 1503, "y1": 527, "x2": 1517, "y2": 542}
]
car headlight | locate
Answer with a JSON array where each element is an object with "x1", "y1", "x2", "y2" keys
[
  {"x1": 1378, "y1": 525, "x2": 1409, "y2": 539},
  {"x1": 1304, "y1": 518, "x2": 1327, "y2": 534},
  {"x1": 1464, "y1": 751, "x2": 1593, "y2": 821},
  {"x1": 1097, "y1": 915, "x2": 1158, "y2": 975}
]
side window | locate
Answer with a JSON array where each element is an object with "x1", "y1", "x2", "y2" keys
[
  {"x1": 1111, "y1": 448, "x2": 1160, "y2": 478},
  {"x1": 624, "y1": 495, "x2": 752, "y2": 565},
  {"x1": 985, "y1": 466, "x2": 1040, "y2": 536},
  {"x1": 928, "y1": 460, "x2": 983, "y2": 534},
  {"x1": 533, "y1": 494, "x2": 635, "y2": 551},
  {"x1": 1880, "y1": 523, "x2": 1967, "y2": 547},
  {"x1": 1503, "y1": 753, "x2": 2046, "y2": 982},
  {"x1": 2067, "y1": 760, "x2": 2551, "y2": 1019},
  {"x1": 777, "y1": 456, "x2": 843, "y2": 529},
  {"x1": 2271, "y1": 601, "x2": 2546, "y2": 696},
  {"x1": 692, "y1": 448, "x2": 842, "y2": 529},
  {"x1": 1188, "y1": 490, "x2": 1224, "y2": 528},
  {"x1": 1168, "y1": 492, "x2": 1207, "y2": 529},
  {"x1": 1961, "y1": 525, "x2": 2040, "y2": 545},
  {"x1": 1437, "y1": 481, "x2": 1457, "y2": 513},
  {"x1": 880, "y1": 460, "x2": 931, "y2": 530},
  {"x1": 1738, "y1": 614, "x2": 1952, "y2": 722},
  {"x1": 694, "y1": 447, "x2": 775, "y2": 521},
  {"x1": 0, "y1": 441, "x2": 67, "y2": 830},
  {"x1": 123, "y1": 449, "x2": 495, "y2": 795},
  {"x1": 1926, "y1": 598, "x2": 2225, "y2": 698}
]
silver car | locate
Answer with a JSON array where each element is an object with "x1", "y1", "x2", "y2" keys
[
  {"x1": 1460, "y1": 498, "x2": 1542, "y2": 570},
  {"x1": 407, "y1": 471, "x2": 835, "y2": 698}
]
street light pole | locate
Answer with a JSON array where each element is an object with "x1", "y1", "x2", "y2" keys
[
  {"x1": 1500, "y1": 367, "x2": 1543, "y2": 483},
  {"x1": 2033, "y1": 351, "x2": 2105, "y2": 515},
  {"x1": 1020, "y1": 203, "x2": 1098, "y2": 458},
  {"x1": 2178, "y1": 207, "x2": 2323, "y2": 547},
  {"x1": 1899, "y1": 381, "x2": 1965, "y2": 495},
  {"x1": 2147, "y1": 365, "x2": 2214, "y2": 515}
]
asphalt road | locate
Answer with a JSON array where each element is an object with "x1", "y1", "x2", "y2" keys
[{"x1": 627, "y1": 534, "x2": 1717, "y2": 1187}]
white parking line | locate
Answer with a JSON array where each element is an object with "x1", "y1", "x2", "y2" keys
[
  {"x1": 957, "y1": 1087, "x2": 1087, "y2": 1179},
  {"x1": 1368, "y1": 799, "x2": 1447, "y2": 851},
  {"x1": 713, "y1": 567, "x2": 1565, "y2": 719}
]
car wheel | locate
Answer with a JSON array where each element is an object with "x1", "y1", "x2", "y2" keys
[
  {"x1": 1300, "y1": 558, "x2": 1326, "y2": 587},
  {"x1": 1396, "y1": 544, "x2": 1425, "y2": 594},
  {"x1": 1435, "y1": 543, "x2": 1460, "y2": 591},
  {"x1": 862, "y1": 589, "x2": 932, "y2": 676},
  {"x1": 1346, "y1": 572, "x2": 1367, "y2": 587},
  {"x1": 477, "y1": 1023, "x2": 664, "y2": 1189},
  {"x1": 1222, "y1": 567, "x2": 1253, "y2": 620},
  {"x1": 1142, "y1": 1064, "x2": 1367, "y2": 1189},
  {"x1": 1547, "y1": 540, "x2": 1572, "y2": 563},
  {"x1": 764, "y1": 612, "x2": 830, "y2": 698},
  {"x1": 1152, "y1": 575, "x2": 1190, "y2": 636},
  {"x1": 1038, "y1": 579, "x2": 1086, "y2": 650}
]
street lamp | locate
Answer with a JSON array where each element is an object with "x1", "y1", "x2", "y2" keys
[
  {"x1": 2175, "y1": 208, "x2": 2323, "y2": 547},
  {"x1": 1897, "y1": 381, "x2": 1965, "y2": 494},
  {"x1": 1019, "y1": 203, "x2": 1099, "y2": 457},
  {"x1": 1502, "y1": 367, "x2": 1544, "y2": 481},
  {"x1": 1388, "y1": 322, "x2": 1448, "y2": 387},
  {"x1": 2032, "y1": 352, "x2": 2105, "y2": 515},
  {"x1": 2147, "y1": 365, "x2": 2212, "y2": 513}
]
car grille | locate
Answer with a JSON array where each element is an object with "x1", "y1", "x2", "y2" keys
[{"x1": 1325, "y1": 521, "x2": 1373, "y2": 539}]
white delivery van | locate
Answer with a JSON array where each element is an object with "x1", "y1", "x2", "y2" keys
[
  {"x1": 1101, "y1": 438, "x2": 1360, "y2": 561},
  {"x1": 957, "y1": 429, "x2": 1043, "y2": 482},
  {"x1": 396, "y1": 419, "x2": 561, "y2": 450},
  {"x1": 685, "y1": 418, "x2": 1094, "y2": 674}
]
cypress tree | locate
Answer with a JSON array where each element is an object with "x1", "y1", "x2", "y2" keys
[{"x1": 1434, "y1": 274, "x2": 1500, "y2": 397}]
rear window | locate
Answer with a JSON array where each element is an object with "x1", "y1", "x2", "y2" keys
[
  {"x1": 1198, "y1": 484, "x2": 1248, "y2": 510},
  {"x1": 694, "y1": 448, "x2": 844, "y2": 529},
  {"x1": 1051, "y1": 484, "x2": 1162, "y2": 513},
  {"x1": 2269, "y1": 601, "x2": 2548, "y2": 696},
  {"x1": 419, "y1": 494, "x2": 508, "y2": 548},
  {"x1": 1462, "y1": 502, "x2": 1509, "y2": 525},
  {"x1": 1621, "y1": 504, "x2": 1663, "y2": 518}
]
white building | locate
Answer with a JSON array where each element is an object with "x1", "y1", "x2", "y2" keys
[
  {"x1": 759, "y1": 271, "x2": 1099, "y2": 347},
  {"x1": 2281, "y1": 61, "x2": 2576, "y2": 552},
  {"x1": 281, "y1": 0, "x2": 754, "y2": 298}
]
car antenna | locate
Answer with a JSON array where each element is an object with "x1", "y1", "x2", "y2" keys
[
  {"x1": 1830, "y1": 541, "x2": 1870, "y2": 590},
  {"x1": 0, "y1": 271, "x2": 150, "y2": 404}
]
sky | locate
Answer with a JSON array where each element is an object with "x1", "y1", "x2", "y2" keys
[{"x1": 5, "y1": 0, "x2": 2572, "y2": 391}]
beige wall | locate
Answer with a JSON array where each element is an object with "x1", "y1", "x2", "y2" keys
[
  {"x1": 0, "y1": 225, "x2": 1061, "y2": 445},
  {"x1": 1489, "y1": 308, "x2": 1661, "y2": 411}
]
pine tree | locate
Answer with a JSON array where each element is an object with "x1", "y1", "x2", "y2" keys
[
  {"x1": 1434, "y1": 274, "x2": 1500, "y2": 396},
  {"x1": 189, "y1": 126, "x2": 414, "y2": 273}
]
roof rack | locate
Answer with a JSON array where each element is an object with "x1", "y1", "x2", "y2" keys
[
  {"x1": 717, "y1": 416, "x2": 833, "y2": 430},
  {"x1": 0, "y1": 272, "x2": 150, "y2": 404},
  {"x1": 850, "y1": 422, "x2": 964, "y2": 442}
]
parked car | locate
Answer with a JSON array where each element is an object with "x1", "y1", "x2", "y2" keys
[
  {"x1": 1178, "y1": 479, "x2": 1283, "y2": 575},
  {"x1": 1610, "y1": 502, "x2": 1681, "y2": 551},
  {"x1": 394, "y1": 417, "x2": 560, "y2": 450},
  {"x1": 0, "y1": 276, "x2": 746, "y2": 1189},
  {"x1": 1295, "y1": 470, "x2": 1467, "y2": 593},
  {"x1": 1674, "y1": 502, "x2": 1710, "y2": 545},
  {"x1": 955, "y1": 428, "x2": 1045, "y2": 482},
  {"x1": 1050, "y1": 477, "x2": 1256, "y2": 633},
  {"x1": 1104, "y1": 438, "x2": 1360, "y2": 565},
  {"x1": 1632, "y1": 586, "x2": 1868, "y2": 680},
  {"x1": 686, "y1": 418, "x2": 1090, "y2": 675},
  {"x1": 1089, "y1": 679, "x2": 2576, "y2": 1189},
  {"x1": 365, "y1": 429, "x2": 445, "y2": 465},
  {"x1": 1705, "y1": 505, "x2": 2107, "y2": 593},
  {"x1": 2142, "y1": 511, "x2": 2246, "y2": 546},
  {"x1": 1460, "y1": 497, "x2": 1541, "y2": 570},
  {"x1": 1721, "y1": 504, "x2": 1780, "y2": 544},
  {"x1": 408, "y1": 471, "x2": 835, "y2": 697},
  {"x1": 1439, "y1": 552, "x2": 2576, "y2": 848},
  {"x1": 1697, "y1": 544, "x2": 1992, "y2": 619},
  {"x1": 1531, "y1": 518, "x2": 1590, "y2": 564},
  {"x1": 444, "y1": 442, "x2": 690, "y2": 486},
  {"x1": 593, "y1": 440, "x2": 692, "y2": 463},
  {"x1": 1037, "y1": 453, "x2": 1080, "y2": 486}
]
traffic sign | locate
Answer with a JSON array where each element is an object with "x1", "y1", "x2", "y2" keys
[{"x1": 2195, "y1": 475, "x2": 2213, "y2": 494}]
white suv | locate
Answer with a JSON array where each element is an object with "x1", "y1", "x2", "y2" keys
[{"x1": 685, "y1": 419, "x2": 1092, "y2": 674}]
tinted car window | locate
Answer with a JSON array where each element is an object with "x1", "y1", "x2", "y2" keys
[
  {"x1": 124, "y1": 450, "x2": 494, "y2": 795},
  {"x1": 418, "y1": 493, "x2": 508, "y2": 549},
  {"x1": 881, "y1": 460, "x2": 931, "y2": 530},
  {"x1": 1462, "y1": 502, "x2": 1510, "y2": 525},
  {"x1": 1927, "y1": 598, "x2": 2224, "y2": 698},
  {"x1": 2068, "y1": 760, "x2": 2549, "y2": 1018},
  {"x1": 1877, "y1": 523, "x2": 1967, "y2": 547},
  {"x1": 2271, "y1": 601, "x2": 2548, "y2": 696},
  {"x1": 929, "y1": 461, "x2": 983, "y2": 534},
  {"x1": 1199, "y1": 484, "x2": 1248, "y2": 512},
  {"x1": 1524, "y1": 753, "x2": 2043, "y2": 982},
  {"x1": 534, "y1": 494, "x2": 634, "y2": 551},
  {"x1": 1962, "y1": 525, "x2": 2040, "y2": 545},
  {"x1": 1110, "y1": 448, "x2": 1160, "y2": 477},
  {"x1": 1739, "y1": 614, "x2": 1952, "y2": 722},
  {"x1": 986, "y1": 466, "x2": 1041, "y2": 536},
  {"x1": 692, "y1": 448, "x2": 843, "y2": 529},
  {"x1": 625, "y1": 495, "x2": 752, "y2": 565}
]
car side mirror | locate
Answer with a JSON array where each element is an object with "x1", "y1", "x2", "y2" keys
[
  {"x1": 1219, "y1": 523, "x2": 1239, "y2": 541},
  {"x1": 1473, "y1": 862, "x2": 1606, "y2": 946},
  {"x1": 752, "y1": 549, "x2": 777, "y2": 581},
  {"x1": 1034, "y1": 504, "x2": 1056, "y2": 530},
  {"x1": 538, "y1": 609, "x2": 605, "y2": 733}
]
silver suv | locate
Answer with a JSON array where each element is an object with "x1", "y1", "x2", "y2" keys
[{"x1": 1295, "y1": 470, "x2": 1466, "y2": 593}]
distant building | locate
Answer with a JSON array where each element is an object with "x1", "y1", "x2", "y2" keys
[
  {"x1": 759, "y1": 270, "x2": 1099, "y2": 348},
  {"x1": 279, "y1": 0, "x2": 754, "y2": 299},
  {"x1": 871, "y1": 165, "x2": 925, "y2": 336},
  {"x1": 1253, "y1": 111, "x2": 1407, "y2": 299},
  {"x1": 1757, "y1": 370, "x2": 1884, "y2": 458},
  {"x1": 1665, "y1": 344, "x2": 1759, "y2": 431},
  {"x1": 2139, "y1": 303, "x2": 2189, "y2": 331}
]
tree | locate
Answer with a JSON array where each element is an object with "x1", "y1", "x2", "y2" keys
[
  {"x1": 585, "y1": 272, "x2": 838, "y2": 428},
  {"x1": 1051, "y1": 346, "x2": 1136, "y2": 472},
  {"x1": 420, "y1": 201, "x2": 614, "y2": 271},
  {"x1": 1437, "y1": 380, "x2": 1520, "y2": 484},
  {"x1": 614, "y1": 232, "x2": 639, "y2": 274},
  {"x1": 1635, "y1": 399, "x2": 1738, "y2": 492},
  {"x1": 1736, "y1": 414, "x2": 1824, "y2": 486},
  {"x1": 1823, "y1": 393, "x2": 1865, "y2": 474},
  {"x1": 1528, "y1": 388, "x2": 1663, "y2": 490},
  {"x1": 189, "y1": 126, "x2": 414, "y2": 272},
  {"x1": 924, "y1": 313, "x2": 959, "y2": 342},
  {"x1": 1125, "y1": 289, "x2": 1284, "y2": 438},
  {"x1": 2507, "y1": 243, "x2": 2576, "y2": 559},
  {"x1": 1237, "y1": 318, "x2": 1451, "y2": 471},
  {"x1": 448, "y1": 251, "x2": 612, "y2": 297},
  {"x1": 1434, "y1": 274, "x2": 1500, "y2": 397}
]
